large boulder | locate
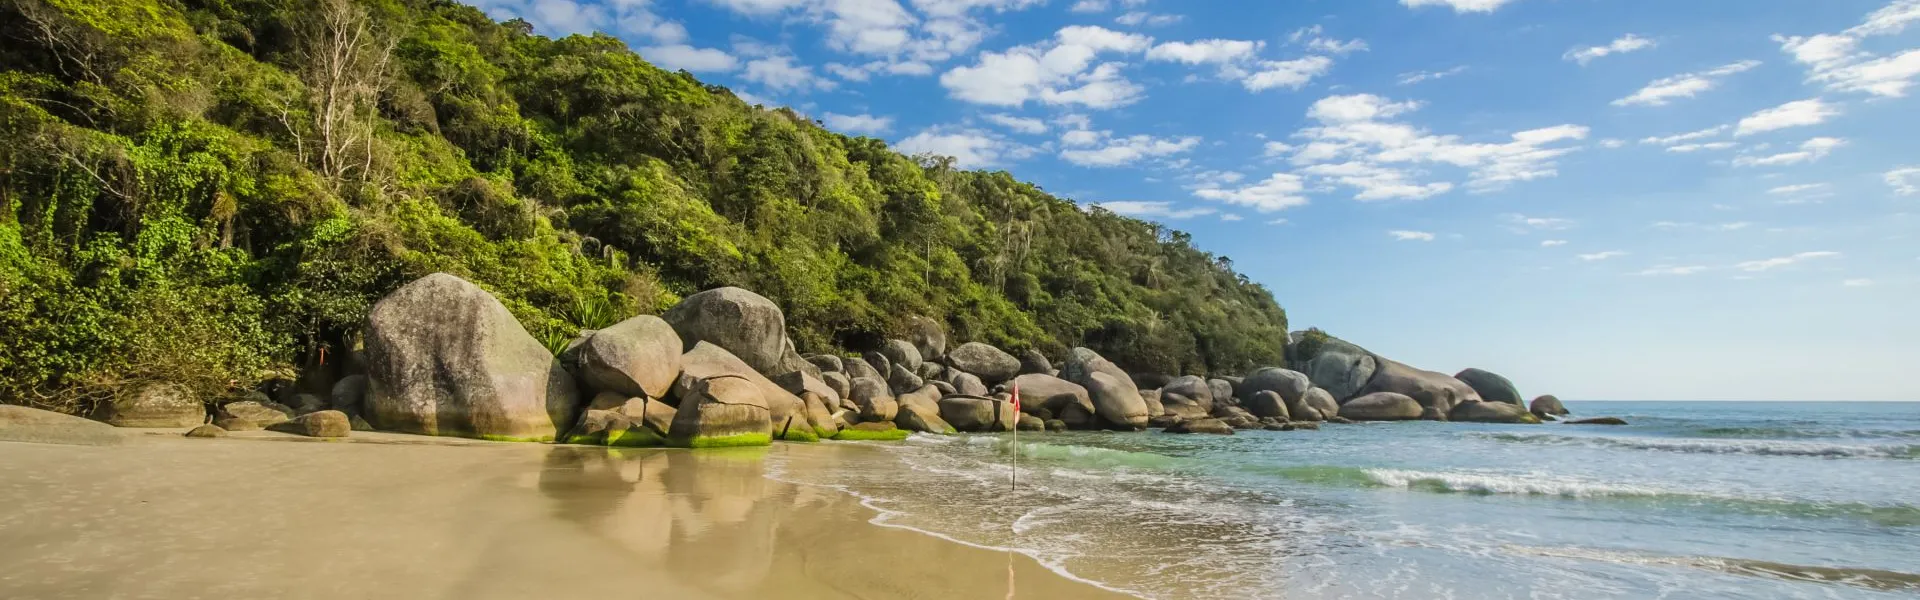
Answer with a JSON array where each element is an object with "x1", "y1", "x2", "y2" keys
[
  {"x1": 1288, "y1": 388, "x2": 1338, "y2": 422},
  {"x1": 1211, "y1": 405, "x2": 1260, "y2": 429},
  {"x1": 1131, "y1": 373, "x2": 1173, "y2": 391},
  {"x1": 949, "y1": 372, "x2": 988, "y2": 396},
  {"x1": 1245, "y1": 390, "x2": 1290, "y2": 420},
  {"x1": 821, "y1": 372, "x2": 852, "y2": 401},
  {"x1": 1140, "y1": 388, "x2": 1165, "y2": 418},
  {"x1": 806, "y1": 354, "x2": 844, "y2": 374},
  {"x1": 363, "y1": 274, "x2": 579, "y2": 441},
  {"x1": 938, "y1": 395, "x2": 1017, "y2": 432},
  {"x1": 1084, "y1": 372, "x2": 1149, "y2": 430},
  {"x1": 1019, "y1": 349, "x2": 1052, "y2": 375},
  {"x1": 887, "y1": 363, "x2": 925, "y2": 395},
  {"x1": 564, "y1": 409, "x2": 659, "y2": 447},
  {"x1": 1451, "y1": 401, "x2": 1541, "y2": 424},
  {"x1": 843, "y1": 355, "x2": 882, "y2": 381},
  {"x1": 268, "y1": 410, "x2": 350, "y2": 438},
  {"x1": 895, "y1": 396, "x2": 956, "y2": 434},
  {"x1": 915, "y1": 361, "x2": 945, "y2": 383},
  {"x1": 1158, "y1": 393, "x2": 1210, "y2": 420},
  {"x1": 1340, "y1": 392, "x2": 1424, "y2": 421},
  {"x1": 0, "y1": 405, "x2": 123, "y2": 446},
  {"x1": 560, "y1": 315, "x2": 683, "y2": 400},
  {"x1": 1241, "y1": 368, "x2": 1311, "y2": 405},
  {"x1": 1290, "y1": 332, "x2": 1379, "y2": 401},
  {"x1": 848, "y1": 377, "x2": 898, "y2": 422},
  {"x1": 1207, "y1": 379, "x2": 1234, "y2": 407},
  {"x1": 862, "y1": 352, "x2": 893, "y2": 383},
  {"x1": 906, "y1": 315, "x2": 947, "y2": 362},
  {"x1": 948, "y1": 342, "x2": 1021, "y2": 383},
  {"x1": 90, "y1": 383, "x2": 203, "y2": 428},
  {"x1": 673, "y1": 342, "x2": 805, "y2": 414},
  {"x1": 771, "y1": 371, "x2": 842, "y2": 409},
  {"x1": 1165, "y1": 418, "x2": 1234, "y2": 435},
  {"x1": 1357, "y1": 359, "x2": 1482, "y2": 414},
  {"x1": 330, "y1": 375, "x2": 369, "y2": 417},
  {"x1": 1008, "y1": 374, "x2": 1093, "y2": 419},
  {"x1": 1163, "y1": 376, "x2": 1215, "y2": 412},
  {"x1": 1058, "y1": 348, "x2": 1141, "y2": 410},
  {"x1": 801, "y1": 391, "x2": 840, "y2": 438},
  {"x1": 1455, "y1": 368, "x2": 1522, "y2": 406},
  {"x1": 576, "y1": 395, "x2": 680, "y2": 440},
  {"x1": 217, "y1": 400, "x2": 294, "y2": 429},
  {"x1": 668, "y1": 374, "x2": 772, "y2": 447},
  {"x1": 662, "y1": 287, "x2": 788, "y2": 376},
  {"x1": 879, "y1": 339, "x2": 923, "y2": 373},
  {"x1": 1531, "y1": 395, "x2": 1569, "y2": 418},
  {"x1": 776, "y1": 339, "x2": 816, "y2": 380},
  {"x1": 1017, "y1": 414, "x2": 1044, "y2": 431}
]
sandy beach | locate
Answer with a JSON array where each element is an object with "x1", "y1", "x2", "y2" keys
[{"x1": 0, "y1": 432, "x2": 1129, "y2": 600}]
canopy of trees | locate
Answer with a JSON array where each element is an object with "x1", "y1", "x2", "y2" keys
[{"x1": 0, "y1": 0, "x2": 1289, "y2": 412}]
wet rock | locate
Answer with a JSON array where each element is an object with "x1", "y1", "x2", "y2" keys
[
  {"x1": 1568, "y1": 417, "x2": 1628, "y2": 426},
  {"x1": 669, "y1": 374, "x2": 772, "y2": 447},
  {"x1": 1044, "y1": 419, "x2": 1068, "y2": 432},
  {"x1": 1165, "y1": 418, "x2": 1234, "y2": 435},
  {"x1": 1530, "y1": 395, "x2": 1569, "y2": 418},
  {"x1": 1017, "y1": 414, "x2": 1045, "y2": 431}
]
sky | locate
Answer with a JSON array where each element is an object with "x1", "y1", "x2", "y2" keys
[{"x1": 469, "y1": 0, "x2": 1920, "y2": 401}]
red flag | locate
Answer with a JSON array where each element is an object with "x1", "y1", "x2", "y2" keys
[{"x1": 1011, "y1": 382, "x2": 1021, "y2": 413}]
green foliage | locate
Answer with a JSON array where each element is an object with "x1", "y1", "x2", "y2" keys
[{"x1": 0, "y1": 0, "x2": 1289, "y2": 414}]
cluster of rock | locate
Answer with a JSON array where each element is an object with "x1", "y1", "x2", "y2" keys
[{"x1": 25, "y1": 274, "x2": 1588, "y2": 447}]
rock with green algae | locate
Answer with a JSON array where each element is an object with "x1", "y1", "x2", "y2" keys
[
  {"x1": 668, "y1": 373, "x2": 773, "y2": 448},
  {"x1": 563, "y1": 409, "x2": 665, "y2": 447},
  {"x1": 831, "y1": 422, "x2": 910, "y2": 441}
]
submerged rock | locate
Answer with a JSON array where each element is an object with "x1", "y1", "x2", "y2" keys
[
  {"x1": 1568, "y1": 417, "x2": 1628, "y2": 426},
  {"x1": 364, "y1": 273, "x2": 579, "y2": 441},
  {"x1": 1165, "y1": 418, "x2": 1234, "y2": 435}
]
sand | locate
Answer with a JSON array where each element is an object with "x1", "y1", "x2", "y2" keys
[{"x1": 0, "y1": 431, "x2": 1131, "y2": 600}]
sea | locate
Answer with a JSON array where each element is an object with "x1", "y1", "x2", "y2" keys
[{"x1": 768, "y1": 401, "x2": 1920, "y2": 599}]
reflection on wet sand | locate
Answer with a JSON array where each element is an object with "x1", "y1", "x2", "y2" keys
[{"x1": 0, "y1": 434, "x2": 1125, "y2": 600}]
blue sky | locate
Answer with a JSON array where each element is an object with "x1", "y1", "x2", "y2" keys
[{"x1": 471, "y1": 0, "x2": 1920, "y2": 401}]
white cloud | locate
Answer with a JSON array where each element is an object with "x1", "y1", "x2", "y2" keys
[
  {"x1": 1267, "y1": 218, "x2": 1290, "y2": 225},
  {"x1": 1306, "y1": 37, "x2": 1370, "y2": 56},
  {"x1": 1735, "y1": 251, "x2": 1841, "y2": 271},
  {"x1": 894, "y1": 126, "x2": 1026, "y2": 168},
  {"x1": 1059, "y1": 133, "x2": 1202, "y2": 167},
  {"x1": 1612, "y1": 60, "x2": 1761, "y2": 107},
  {"x1": 1115, "y1": 11, "x2": 1182, "y2": 27},
  {"x1": 1843, "y1": 278, "x2": 1875, "y2": 287},
  {"x1": 1885, "y1": 166, "x2": 1920, "y2": 195},
  {"x1": 1506, "y1": 214, "x2": 1574, "y2": 230},
  {"x1": 1068, "y1": 0, "x2": 1144, "y2": 12},
  {"x1": 940, "y1": 26, "x2": 1152, "y2": 109},
  {"x1": 1400, "y1": 0, "x2": 1520, "y2": 13},
  {"x1": 821, "y1": 112, "x2": 894, "y2": 134},
  {"x1": 1220, "y1": 213, "x2": 1244, "y2": 222},
  {"x1": 1774, "y1": 0, "x2": 1920, "y2": 97},
  {"x1": 643, "y1": 44, "x2": 740, "y2": 72},
  {"x1": 1641, "y1": 125, "x2": 1728, "y2": 146},
  {"x1": 1277, "y1": 94, "x2": 1588, "y2": 197},
  {"x1": 1668, "y1": 142, "x2": 1738, "y2": 153},
  {"x1": 743, "y1": 54, "x2": 837, "y2": 91},
  {"x1": 1768, "y1": 183, "x2": 1830, "y2": 195},
  {"x1": 1579, "y1": 250, "x2": 1627, "y2": 261},
  {"x1": 983, "y1": 113, "x2": 1048, "y2": 134},
  {"x1": 1599, "y1": 139, "x2": 1626, "y2": 149},
  {"x1": 1389, "y1": 230, "x2": 1437, "y2": 241},
  {"x1": 1147, "y1": 39, "x2": 1265, "y2": 64},
  {"x1": 1398, "y1": 66, "x2": 1467, "y2": 85},
  {"x1": 1734, "y1": 99, "x2": 1841, "y2": 136},
  {"x1": 1263, "y1": 141, "x2": 1295, "y2": 157},
  {"x1": 1094, "y1": 200, "x2": 1216, "y2": 219},
  {"x1": 705, "y1": 0, "x2": 1047, "y2": 70},
  {"x1": 1192, "y1": 173, "x2": 1311, "y2": 212},
  {"x1": 1637, "y1": 265, "x2": 1709, "y2": 276},
  {"x1": 1733, "y1": 137, "x2": 1845, "y2": 167},
  {"x1": 474, "y1": 0, "x2": 688, "y2": 41},
  {"x1": 1540, "y1": 239, "x2": 1568, "y2": 247},
  {"x1": 1566, "y1": 34, "x2": 1656, "y2": 65},
  {"x1": 1242, "y1": 56, "x2": 1336, "y2": 91}
]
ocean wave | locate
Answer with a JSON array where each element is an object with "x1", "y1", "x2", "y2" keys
[
  {"x1": 1363, "y1": 468, "x2": 1675, "y2": 498},
  {"x1": 1472, "y1": 432, "x2": 1920, "y2": 459},
  {"x1": 1692, "y1": 426, "x2": 1920, "y2": 440},
  {"x1": 1504, "y1": 545, "x2": 1920, "y2": 593}
]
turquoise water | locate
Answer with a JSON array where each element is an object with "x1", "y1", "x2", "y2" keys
[{"x1": 771, "y1": 401, "x2": 1920, "y2": 599}]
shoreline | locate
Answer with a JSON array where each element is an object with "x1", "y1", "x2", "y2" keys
[{"x1": 0, "y1": 431, "x2": 1131, "y2": 600}]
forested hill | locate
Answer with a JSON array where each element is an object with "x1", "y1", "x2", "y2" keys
[{"x1": 0, "y1": 0, "x2": 1289, "y2": 411}]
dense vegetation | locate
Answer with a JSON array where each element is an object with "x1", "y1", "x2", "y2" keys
[{"x1": 0, "y1": 0, "x2": 1289, "y2": 413}]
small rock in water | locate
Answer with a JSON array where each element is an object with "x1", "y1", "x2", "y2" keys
[
  {"x1": 1044, "y1": 419, "x2": 1068, "y2": 432},
  {"x1": 184, "y1": 424, "x2": 227, "y2": 438},
  {"x1": 1290, "y1": 421, "x2": 1320, "y2": 430},
  {"x1": 1166, "y1": 418, "x2": 1234, "y2": 435},
  {"x1": 1567, "y1": 417, "x2": 1628, "y2": 426},
  {"x1": 1016, "y1": 414, "x2": 1044, "y2": 431},
  {"x1": 1263, "y1": 423, "x2": 1288, "y2": 431}
]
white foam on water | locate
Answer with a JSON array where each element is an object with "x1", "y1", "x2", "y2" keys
[
  {"x1": 1362, "y1": 468, "x2": 1682, "y2": 498},
  {"x1": 1473, "y1": 432, "x2": 1918, "y2": 459}
]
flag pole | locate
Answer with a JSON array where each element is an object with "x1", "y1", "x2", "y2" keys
[{"x1": 1006, "y1": 382, "x2": 1021, "y2": 600}]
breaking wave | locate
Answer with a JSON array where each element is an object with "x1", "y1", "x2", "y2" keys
[{"x1": 1472, "y1": 432, "x2": 1920, "y2": 459}]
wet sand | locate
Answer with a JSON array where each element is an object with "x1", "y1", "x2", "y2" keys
[{"x1": 0, "y1": 432, "x2": 1131, "y2": 600}]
